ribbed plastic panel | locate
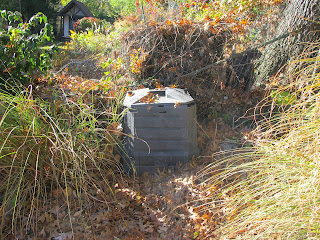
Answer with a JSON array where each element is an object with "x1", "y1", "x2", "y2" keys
[{"x1": 123, "y1": 87, "x2": 198, "y2": 175}]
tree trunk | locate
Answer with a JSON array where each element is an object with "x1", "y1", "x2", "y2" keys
[{"x1": 254, "y1": 0, "x2": 320, "y2": 87}]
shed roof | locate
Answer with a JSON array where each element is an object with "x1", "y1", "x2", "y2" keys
[{"x1": 58, "y1": 0, "x2": 93, "y2": 17}]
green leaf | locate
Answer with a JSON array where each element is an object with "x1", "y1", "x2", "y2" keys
[
  {"x1": 42, "y1": 15, "x2": 47, "y2": 24},
  {"x1": 1, "y1": 10, "x2": 7, "y2": 19},
  {"x1": 193, "y1": 231, "x2": 199, "y2": 239},
  {"x1": 8, "y1": 14, "x2": 14, "y2": 23},
  {"x1": 13, "y1": 12, "x2": 22, "y2": 22},
  {"x1": 45, "y1": 23, "x2": 53, "y2": 33},
  {"x1": 271, "y1": 90, "x2": 296, "y2": 105}
]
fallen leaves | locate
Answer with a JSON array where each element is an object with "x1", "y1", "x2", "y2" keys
[
  {"x1": 28, "y1": 156, "x2": 224, "y2": 239},
  {"x1": 137, "y1": 92, "x2": 159, "y2": 103},
  {"x1": 174, "y1": 101, "x2": 181, "y2": 108}
]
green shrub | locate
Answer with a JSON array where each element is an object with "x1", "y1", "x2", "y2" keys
[
  {"x1": 0, "y1": 11, "x2": 53, "y2": 85},
  {"x1": 73, "y1": 17, "x2": 111, "y2": 34},
  {"x1": 68, "y1": 30, "x2": 110, "y2": 54}
]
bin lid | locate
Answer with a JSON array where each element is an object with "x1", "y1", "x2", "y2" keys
[{"x1": 123, "y1": 87, "x2": 194, "y2": 107}]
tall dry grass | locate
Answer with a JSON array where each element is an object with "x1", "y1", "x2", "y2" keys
[
  {"x1": 0, "y1": 84, "x2": 125, "y2": 238},
  {"x1": 198, "y1": 47, "x2": 320, "y2": 239}
]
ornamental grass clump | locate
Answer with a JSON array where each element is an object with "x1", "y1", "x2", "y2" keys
[
  {"x1": 0, "y1": 85, "x2": 123, "y2": 238},
  {"x1": 198, "y1": 50, "x2": 320, "y2": 239}
]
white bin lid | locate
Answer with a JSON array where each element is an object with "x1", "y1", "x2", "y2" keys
[{"x1": 123, "y1": 87, "x2": 194, "y2": 107}]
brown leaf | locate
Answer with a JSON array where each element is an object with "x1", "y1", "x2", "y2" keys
[
  {"x1": 73, "y1": 210, "x2": 82, "y2": 217},
  {"x1": 114, "y1": 154, "x2": 121, "y2": 162}
]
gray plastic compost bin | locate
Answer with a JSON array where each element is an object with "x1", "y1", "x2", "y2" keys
[{"x1": 123, "y1": 87, "x2": 198, "y2": 175}]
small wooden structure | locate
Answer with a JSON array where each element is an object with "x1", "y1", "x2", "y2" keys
[{"x1": 58, "y1": 0, "x2": 93, "y2": 40}]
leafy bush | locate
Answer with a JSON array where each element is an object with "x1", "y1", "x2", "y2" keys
[
  {"x1": 69, "y1": 29, "x2": 112, "y2": 54},
  {"x1": 73, "y1": 17, "x2": 111, "y2": 34},
  {"x1": 0, "y1": 11, "x2": 53, "y2": 85}
]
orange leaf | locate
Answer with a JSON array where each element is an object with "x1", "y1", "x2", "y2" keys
[
  {"x1": 179, "y1": 19, "x2": 189, "y2": 25},
  {"x1": 214, "y1": 16, "x2": 221, "y2": 24},
  {"x1": 220, "y1": 82, "x2": 226, "y2": 90},
  {"x1": 168, "y1": 67, "x2": 176, "y2": 72},
  {"x1": 201, "y1": 212, "x2": 212, "y2": 221},
  {"x1": 239, "y1": 19, "x2": 249, "y2": 25},
  {"x1": 155, "y1": 81, "x2": 161, "y2": 89}
]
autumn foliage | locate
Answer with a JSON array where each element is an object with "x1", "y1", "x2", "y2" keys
[{"x1": 1, "y1": 0, "x2": 301, "y2": 239}]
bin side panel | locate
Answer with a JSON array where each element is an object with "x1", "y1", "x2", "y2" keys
[
  {"x1": 123, "y1": 95, "x2": 198, "y2": 175},
  {"x1": 187, "y1": 104, "x2": 199, "y2": 157}
]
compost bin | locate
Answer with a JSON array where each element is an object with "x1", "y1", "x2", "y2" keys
[{"x1": 123, "y1": 87, "x2": 198, "y2": 174}]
